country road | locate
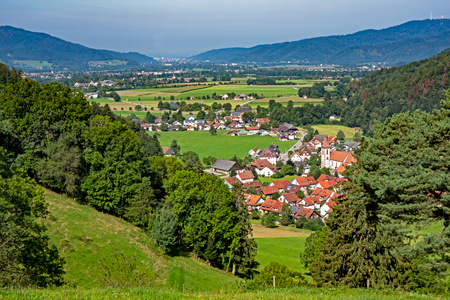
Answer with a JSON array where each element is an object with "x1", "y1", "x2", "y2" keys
[{"x1": 279, "y1": 130, "x2": 306, "y2": 163}]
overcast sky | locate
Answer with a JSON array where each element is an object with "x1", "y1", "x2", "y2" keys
[{"x1": 1, "y1": 0, "x2": 449, "y2": 57}]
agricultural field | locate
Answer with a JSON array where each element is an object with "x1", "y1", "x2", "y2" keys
[
  {"x1": 156, "y1": 130, "x2": 297, "y2": 161},
  {"x1": 301, "y1": 125, "x2": 358, "y2": 139},
  {"x1": 275, "y1": 79, "x2": 316, "y2": 85},
  {"x1": 12, "y1": 60, "x2": 52, "y2": 68},
  {"x1": 258, "y1": 175, "x2": 298, "y2": 184}
]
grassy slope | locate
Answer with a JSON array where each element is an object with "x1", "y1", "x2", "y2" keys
[
  {"x1": 301, "y1": 125, "x2": 357, "y2": 138},
  {"x1": 156, "y1": 130, "x2": 297, "y2": 160},
  {"x1": 258, "y1": 175, "x2": 298, "y2": 184},
  {"x1": 3, "y1": 287, "x2": 441, "y2": 299},
  {"x1": 254, "y1": 237, "x2": 308, "y2": 273},
  {"x1": 44, "y1": 190, "x2": 239, "y2": 291}
]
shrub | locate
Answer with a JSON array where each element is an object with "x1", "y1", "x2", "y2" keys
[{"x1": 254, "y1": 262, "x2": 306, "y2": 288}]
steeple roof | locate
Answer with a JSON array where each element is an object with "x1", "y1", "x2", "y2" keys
[{"x1": 322, "y1": 138, "x2": 330, "y2": 148}]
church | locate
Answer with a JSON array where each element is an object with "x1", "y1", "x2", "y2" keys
[{"x1": 320, "y1": 139, "x2": 357, "y2": 170}]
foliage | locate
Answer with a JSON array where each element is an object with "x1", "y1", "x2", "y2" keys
[
  {"x1": 280, "y1": 164, "x2": 296, "y2": 176},
  {"x1": 295, "y1": 217, "x2": 323, "y2": 231},
  {"x1": 170, "y1": 139, "x2": 181, "y2": 156},
  {"x1": 253, "y1": 262, "x2": 306, "y2": 289},
  {"x1": 209, "y1": 126, "x2": 217, "y2": 136},
  {"x1": 250, "y1": 210, "x2": 260, "y2": 220},
  {"x1": 336, "y1": 130, "x2": 345, "y2": 141},
  {"x1": 279, "y1": 203, "x2": 293, "y2": 226},
  {"x1": 99, "y1": 251, "x2": 154, "y2": 287},
  {"x1": 0, "y1": 172, "x2": 65, "y2": 287},
  {"x1": 276, "y1": 160, "x2": 284, "y2": 169},
  {"x1": 151, "y1": 209, "x2": 178, "y2": 255},
  {"x1": 261, "y1": 213, "x2": 277, "y2": 228}
]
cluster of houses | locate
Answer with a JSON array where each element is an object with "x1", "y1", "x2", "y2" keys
[
  {"x1": 226, "y1": 169, "x2": 343, "y2": 221},
  {"x1": 209, "y1": 131, "x2": 362, "y2": 223}
]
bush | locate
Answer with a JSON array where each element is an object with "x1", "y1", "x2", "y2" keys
[
  {"x1": 250, "y1": 210, "x2": 260, "y2": 220},
  {"x1": 295, "y1": 216, "x2": 324, "y2": 231},
  {"x1": 253, "y1": 262, "x2": 306, "y2": 288}
]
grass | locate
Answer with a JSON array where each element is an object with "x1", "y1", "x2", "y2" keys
[
  {"x1": 258, "y1": 175, "x2": 298, "y2": 184},
  {"x1": 89, "y1": 98, "x2": 117, "y2": 103},
  {"x1": 12, "y1": 60, "x2": 52, "y2": 67},
  {"x1": 254, "y1": 237, "x2": 308, "y2": 273},
  {"x1": 301, "y1": 125, "x2": 358, "y2": 138},
  {"x1": 2, "y1": 287, "x2": 442, "y2": 299},
  {"x1": 156, "y1": 130, "x2": 297, "y2": 161},
  {"x1": 43, "y1": 190, "x2": 239, "y2": 291}
]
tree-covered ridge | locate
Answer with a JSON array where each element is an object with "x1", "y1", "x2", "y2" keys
[
  {"x1": 338, "y1": 49, "x2": 450, "y2": 133},
  {"x1": 0, "y1": 26, "x2": 156, "y2": 71},
  {"x1": 190, "y1": 19, "x2": 450, "y2": 65}
]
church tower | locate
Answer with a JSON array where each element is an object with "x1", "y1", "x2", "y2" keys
[{"x1": 321, "y1": 138, "x2": 331, "y2": 169}]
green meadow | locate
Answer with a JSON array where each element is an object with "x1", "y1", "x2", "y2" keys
[
  {"x1": 254, "y1": 237, "x2": 308, "y2": 273},
  {"x1": 156, "y1": 130, "x2": 297, "y2": 160},
  {"x1": 301, "y1": 125, "x2": 358, "y2": 138}
]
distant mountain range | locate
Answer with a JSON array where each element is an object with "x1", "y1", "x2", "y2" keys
[
  {"x1": 0, "y1": 26, "x2": 156, "y2": 71},
  {"x1": 190, "y1": 19, "x2": 450, "y2": 65}
]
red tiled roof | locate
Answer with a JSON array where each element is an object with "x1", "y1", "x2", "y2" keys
[
  {"x1": 259, "y1": 148, "x2": 276, "y2": 158},
  {"x1": 246, "y1": 195, "x2": 263, "y2": 206},
  {"x1": 246, "y1": 126, "x2": 260, "y2": 131},
  {"x1": 281, "y1": 193, "x2": 300, "y2": 204},
  {"x1": 243, "y1": 181, "x2": 263, "y2": 191},
  {"x1": 294, "y1": 207, "x2": 319, "y2": 219},
  {"x1": 292, "y1": 176, "x2": 317, "y2": 187},
  {"x1": 261, "y1": 186, "x2": 279, "y2": 196},
  {"x1": 238, "y1": 172, "x2": 254, "y2": 180},
  {"x1": 225, "y1": 176, "x2": 242, "y2": 186},
  {"x1": 246, "y1": 159, "x2": 278, "y2": 173},
  {"x1": 311, "y1": 188, "x2": 334, "y2": 201},
  {"x1": 270, "y1": 180, "x2": 290, "y2": 190}
]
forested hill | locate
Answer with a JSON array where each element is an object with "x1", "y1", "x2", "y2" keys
[
  {"x1": 335, "y1": 49, "x2": 450, "y2": 134},
  {"x1": 0, "y1": 26, "x2": 156, "y2": 71},
  {"x1": 190, "y1": 19, "x2": 450, "y2": 65}
]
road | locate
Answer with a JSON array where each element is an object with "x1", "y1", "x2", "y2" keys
[{"x1": 278, "y1": 130, "x2": 306, "y2": 163}]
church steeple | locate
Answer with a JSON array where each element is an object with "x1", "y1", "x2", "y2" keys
[{"x1": 321, "y1": 138, "x2": 331, "y2": 168}]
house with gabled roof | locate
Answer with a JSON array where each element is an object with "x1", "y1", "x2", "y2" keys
[
  {"x1": 236, "y1": 171, "x2": 254, "y2": 183},
  {"x1": 248, "y1": 147, "x2": 260, "y2": 156},
  {"x1": 245, "y1": 159, "x2": 278, "y2": 177},
  {"x1": 259, "y1": 148, "x2": 277, "y2": 165},
  {"x1": 321, "y1": 200, "x2": 337, "y2": 217},
  {"x1": 224, "y1": 176, "x2": 242, "y2": 189},
  {"x1": 243, "y1": 180, "x2": 263, "y2": 192},
  {"x1": 298, "y1": 196, "x2": 320, "y2": 210},
  {"x1": 290, "y1": 176, "x2": 317, "y2": 189},
  {"x1": 212, "y1": 159, "x2": 243, "y2": 174},
  {"x1": 310, "y1": 188, "x2": 334, "y2": 203},
  {"x1": 279, "y1": 193, "x2": 300, "y2": 207},
  {"x1": 261, "y1": 186, "x2": 279, "y2": 197},
  {"x1": 162, "y1": 147, "x2": 175, "y2": 157},
  {"x1": 246, "y1": 195, "x2": 264, "y2": 211},
  {"x1": 294, "y1": 207, "x2": 321, "y2": 220},
  {"x1": 270, "y1": 180, "x2": 290, "y2": 192}
]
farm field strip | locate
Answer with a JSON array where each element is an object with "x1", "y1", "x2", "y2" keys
[{"x1": 300, "y1": 125, "x2": 358, "y2": 138}]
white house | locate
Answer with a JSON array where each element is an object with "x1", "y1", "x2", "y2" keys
[
  {"x1": 320, "y1": 201, "x2": 337, "y2": 218},
  {"x1": 289, "y1": 152, "x2": 304, "y2": 163},
  {"x1": 237, "y1": 171, "x2": 254, "y2": 183}
]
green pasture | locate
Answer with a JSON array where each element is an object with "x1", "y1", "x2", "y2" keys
[
  {"x1": 156, "y1": 130, "x2": 297, "y2": 161},
  {"x1": 254, "y1": 237, "x2": 308, "y2": 273},
  {"x1": 44, "y1": 190, "x2": 238, "y2": 290},
  {"x1": 276, "y1": 79, "x2": 316, "y2": 85},
  {"x1": 301, "y1": 125, "x2": 358, "y2": 138},
  {"x1": 13, "y1": 60, "x2": 52, "y2": 68},
  {"x1": 89, "y1": 98, "x2": 117, "y2": 103},
  {"x1": 258, "y1": 175, "x2": 298, "y2": 184}
]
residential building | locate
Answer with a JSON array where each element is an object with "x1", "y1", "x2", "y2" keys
[
  {"x1": 321, "y1": 139, "x2": 358, "y2": 169},
  {"x1": 259, "y1": 148, "x2": 277, "y2": 165},
  {"x1": 162, "y1": 147, "x2": 175, "y2": 157},
  {"x1": 237, "y1": 172, "x2": 254, "y2": 183},
  {"x1": 245, "y1": 159, "x2": 278, "y2": 177}
]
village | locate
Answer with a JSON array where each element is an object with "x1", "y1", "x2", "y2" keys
[{"x1": 159, "y1": 116, "x2": 361, "y2": 224}]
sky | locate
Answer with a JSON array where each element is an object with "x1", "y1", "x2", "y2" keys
[{"x1": 1, "y1": 0, "x2": 450, "y2": 58}]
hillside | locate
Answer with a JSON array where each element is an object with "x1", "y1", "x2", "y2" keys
[
  {"x1": 335, "y1": 48, "x2": 450, "y2": 133},
  {"x1": 190, "y1": 19, "x2": 450, "y2": 65},
  {"x1": 43, "y1": 189, "x2": 239, "y2": 291},
  {"x1": 0, "y1": 26, "x2": 156, "y2": 71}
]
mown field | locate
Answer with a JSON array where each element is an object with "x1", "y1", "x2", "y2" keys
[
  {"x1": 156, "y1": 130, "x2": 297, "y2": 160},
  {"x1": 258, "y1": 175, "x2": 298, "y2": 184},
  {"x1": 301, "y1": 125, "x2": 358, "y2": 138}
]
